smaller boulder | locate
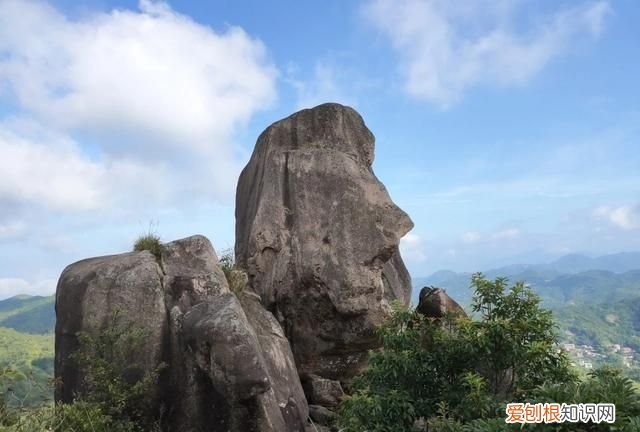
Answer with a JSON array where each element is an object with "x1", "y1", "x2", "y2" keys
[
  {"x1": 308, "y1": 405, "x2": 336, "y2": 426},
  {"x1": 182, "y1": 297, "x2": 271, "y2": 401},
  {"x1": 302, "y1": 374, "x2": 344, "y2": 408},
  {"x1": 416, "y1": 286, "x2": 466, "y2": 319}
]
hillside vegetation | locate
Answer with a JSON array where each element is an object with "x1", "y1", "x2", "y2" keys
[
  {"x1": 414, "y1": 252, "x2": 640, "y2": 308},
  {"x1": 0, "y1": 296, "x2": 54, "y2": 334}
]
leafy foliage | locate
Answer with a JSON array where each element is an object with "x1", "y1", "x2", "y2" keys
[
  {"x1": 528, "y1": 367, "x2": 640, "y2": 431},
  {"x1": 1, "y1": 310, "x2": 165, "y2": 431},
  {"x1": 1, "y1": 401, "x2": 138, "y2": 432},
  {"x1": 0, "y1": 328, "x2": 53, "y2": 407},
  {"x1": 219, "y1": 248, "x2": 247, "y2": 295},
  {"x1": 556, "y1": 297, "x2": 640, "y2": 351},
  {"x1": 72, "y1": 310, "x2": 166, "y2": 431},
  {"x1": 338, "y1": 274, "x2": 580, "y2": 431}
]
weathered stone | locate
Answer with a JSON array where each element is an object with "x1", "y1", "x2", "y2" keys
[
  {"x1": 162, "y1": 234, "x2": 230, "y2": 307},
  {"x1": 56, "y1": 235, "x2": 309, "y2": 432},
  {"x1": 302, "y1": 374, "x2": 344, "y2": 408},
  {"x1": 54, "y1": 251, "x2": 166, "y2": 405},
  {"x1": 161, "y1": 236, "x2": 235, "y2": 431},
  {"x1": 235, "y1": 103, "x2": 413, "y2": 384},
  {"x1": 184, "y1": 298, "x2": 270, "y2": 397},
  {"x1": 416, "y1": 286, "x2": 467, "y2": 319},
  {"x1": 240, "y1": 289, "x2": 309, "y2": 430},
  {"x1": 308, "y1": 404, "x2": 337, "y2": 426}
]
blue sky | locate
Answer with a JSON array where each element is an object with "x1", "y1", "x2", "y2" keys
[{"x1": 0, "y1": 0, "x2": 638, "y2": 298}]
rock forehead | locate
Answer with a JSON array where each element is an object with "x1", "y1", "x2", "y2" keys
[
  {"x1": 235, "y1": 103, "x2": 414, "y2": 383},
  {"x1": 255, "y1": 102, "x2": 375, "y2": 165}
]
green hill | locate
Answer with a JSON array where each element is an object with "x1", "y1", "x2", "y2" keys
[
  {"x1": 0, "y1": 295, "x2": 55, "y2": 334},
  {"x1": 0, "y1": 295, "x2": 55, "y2": 407},
  {"x1": 414, "y1": 269, "x2": 640, "y2": 309},
  {"x1": 0, "y1": 327, "x2": 54, "y2": 407},
  {"x1": 555, "y1": 297, "x2": 640, "y2": 351}
]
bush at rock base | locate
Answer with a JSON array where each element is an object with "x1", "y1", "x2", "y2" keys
[
  {"x1": 337, "y1": 274, "x2": 640, "y2": 431},
  {"x1": 1, "y1": 311, "x2": 164, "y2": 432},
  {"x1": 71, "y1": 310, "x2": 166, "y2": 431}
]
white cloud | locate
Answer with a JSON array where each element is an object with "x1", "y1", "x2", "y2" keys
[
  {"x1": 0, "y1": 120, "x2": 173, "y2": 212},
  {"x1": 0, "y1": 278, "x2": 55, "y2": 300},
  {"x1": 0, "y1": 0, "x2": 277, "y2": 208},
  {"x1": 0, "y1": 221, "x2": 27, "y2": 241},
  {"x1": 0, "y1": 122, "x2": 104, "y2": 211},
  {"x1": 594, "y1": 204, "x2": 640, "y2": 230},
  {"x1": 400, "y1": 232, "x2": 427, "y2": 263},
  {"x1": 363, "y1": 0, "x2": 611, "y2": 107}
]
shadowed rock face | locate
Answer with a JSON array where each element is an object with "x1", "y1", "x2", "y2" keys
[
  {"x1": 235, "y1": 103, "x2": 414, "y2": 382},
  {"x1": 55, "y1": 235, "x2": 308, "y2": 432}
]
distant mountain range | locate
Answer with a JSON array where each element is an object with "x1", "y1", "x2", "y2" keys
[
  {"x1": 0, "y1": 294, "x2": 55, "y2": 405},
  {"x1": 412, "y1": 251, "x2": 640, "y2": 307},
  {"x1": 1, "y1": 250, "x2": 640, "y2": 399},
  {"x1": 0, "y1": 294, "x2": 55, "y2": 334}
]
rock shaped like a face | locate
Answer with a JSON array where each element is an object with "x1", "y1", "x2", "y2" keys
[{"x1": 235, "y1": 103, "x2": 414, "y2": 381}]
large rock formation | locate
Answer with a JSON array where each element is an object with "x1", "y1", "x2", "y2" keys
[
  {"x1": 235, "y1": 103, "x2": 414, "y2": 384},
  {"x1": 55, "y1": 235, "x2": 308, "y2": 432}
]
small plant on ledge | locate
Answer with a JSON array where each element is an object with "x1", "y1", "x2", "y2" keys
[{"x1": 133, "y1": 223, "x2": 163, "y2": 260}]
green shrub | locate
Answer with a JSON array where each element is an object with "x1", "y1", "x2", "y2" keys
[
  {"x1": 71, "y1": 310, "x2": 166, "y2": 431},
  {"x1": 218, "y1": 248, "x2": 247, "y2": 295},
  {"x1": 133, "y1": 233, "x2": 163, "y2": 259},
  {"x1": 337, "y1": 274, "x2": 576, "y2": 431},
  {"x1": 0, "y1": 401, "x2": 139, "y2": 432},
  {"x1": 1, "y1": 311, "x2": 165, "y2": 432}
]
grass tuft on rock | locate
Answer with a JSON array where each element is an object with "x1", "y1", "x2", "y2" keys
[
  {"x1": 219, "y1": 248, "x2": 247, "y2": 296},
  {"x1": 133, "y1": 234, "x2": 163, "y2": 260}
]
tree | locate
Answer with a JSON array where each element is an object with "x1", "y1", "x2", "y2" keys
[{"x1": 338, "y1": 273, "x2": 576, "y2": 431}]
